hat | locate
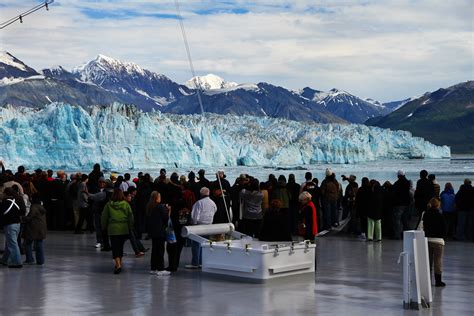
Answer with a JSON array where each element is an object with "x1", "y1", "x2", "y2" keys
[
  {"x1": 397, "y1": 170, "x2": 405, "y2": 176},
  {"x1": 325, "y1": 168, "x2": 333, "y2": 177}
]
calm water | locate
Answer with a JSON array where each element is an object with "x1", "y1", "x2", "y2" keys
[{"x1": 106, "y1": 157, "x2": 474, "y2": 192}]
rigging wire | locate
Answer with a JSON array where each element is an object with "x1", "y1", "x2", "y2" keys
[
  {"x1": 174, "y1": 0, "x2": 233, "y2": 225},
  {"x1": 0, "y1": 1, "x2": 54, "y2": 30}
]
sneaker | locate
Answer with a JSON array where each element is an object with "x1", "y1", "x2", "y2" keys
[
  {"x1": 156, "y1": 270, "x2": 171, "y2": 276},
  {"x1": 135, "y1": 252, "x2": 145, "y2": 258},
  {"x1": 95, "y1": 243, "x2": 102, "y2": 248},
  {"x1": 149, "y1": 270, "x2": 158, "y2": 275},
  {"x1": 185, "y1": 264, "x2": 199, "y2": 269}
]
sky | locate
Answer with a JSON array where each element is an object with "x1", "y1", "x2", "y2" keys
[{"x1": 0, "y1": 0, "x2": 472, "y2": 102}]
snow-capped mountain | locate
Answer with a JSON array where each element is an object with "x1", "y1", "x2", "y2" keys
[
  {"x1": 297, "y1": 87, "x2": 392, "y2": 123},
  {"x1": 185, "y1": 74, "x2": 238, "y2": 90},
  {"x1": 0, "y1": 102, "x2": 450, "y2": 169},
  {"x1": 166, "y1": 82, "x2": 345, "y2": 123},
  {"x1": 41, "y1": 65, "x2": 78, "y2": 81},
  {"x1": 0, "y1": 51, "x2": 41, "y2": 86},
  {"x1": 71, "y1": 55, "x2": 192, "y2": 108}
]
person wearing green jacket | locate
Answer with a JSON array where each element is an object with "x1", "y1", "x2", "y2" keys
[{"x1": 101, "y1": 188, "x2": 134, "y2": 274}]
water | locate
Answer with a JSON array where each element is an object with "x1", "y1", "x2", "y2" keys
[{"x1": 101, "y1": 157, "x2": 474, "y2": 192}]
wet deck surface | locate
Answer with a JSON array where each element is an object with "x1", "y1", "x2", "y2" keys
[{"x1": 1, "y1": 233, "x2": 473, "y2": 315}]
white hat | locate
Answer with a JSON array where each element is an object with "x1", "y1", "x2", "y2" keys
[{"x1": 397, "y1": 170, "x2": 405, "y2": 176}]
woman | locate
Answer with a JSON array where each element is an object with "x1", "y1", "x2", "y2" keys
[
  {"x1": 146, "y1": 191, "x2": 170, "y2": 276},
  {"x1": 239, "y1": 178, "x2": 264, "y2": 238},
  {"x1": 423, "y1": 197, "x2": 447, "y2": 287},
  {"x1": 440, "y1": 183, "x2": 456, "y2": 238},
  {"x1": 298, "y1": 191, "x2": 318, "y2": 240},
  {"x1": 101, "y1": 189, "x2": 134, "y2": 274},
  {"x1": 23, "y1": 193, "x2": 47, "y2": 265},
  {"x1": 367, "y1": 180, "x2": 383, "y2": 242}
]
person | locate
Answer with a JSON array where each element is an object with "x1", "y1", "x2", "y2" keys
[
  {"x1": 367, "y1": 180, "x2": 383, "y2": 242},
  {"x1": 391, "y1": 170, "x2": 410, "y2": 240},
  {"x1": 0, "y1": 187, "x2": 27, "y2": 268},
  {"x1": 88, "y1": 177, "x2": 109, "y2": 248},
  {"x1": 260, "y1": 199, "x2": 291, "y2": 241},
  {"x1": 146, "y1": 191, "x2": 170, "y2": 276},
  {"x1": 75, "y1": 174, "x2": 92, "y2": 234},
  {"x1": 455, "y1": 179, "x2": 474, "y2": 241},
  {"x1": 197, "y1": 169, "x2": 211, "y2": 190},
  {"x1": 101, "y1": 189, "x2": 134, "y2": 274},
  {"x1": 49, "y1": 170, "x2": 68, "y2": 230},
  {"x1": 186, "y1": 187, "x2": 217, "y2": 269},
  {"x1": 124, "y1": 188, "x2": 147, "y2": 257},
  {"x1": 287, "y1": 174, "x2": 301, "y2": 235},
  {"x1": 23, "y1": 193, "x2": 47, "y2": 265},
  {"x1": 119, "y1": 173, "x2": 136, "y2": 192},
  {"x1": 422, "y1": 198, "x2": 447, "y2": 287},
  {"x1": 414, "y1": 170, "x2": 435, "y2": 216},
  {"x1": 320, "y1": 168, "x2": 340, "y2": 229},
  {"x1": 440, "y1": 183, "x2": 456, "y2": 239},
  {"x1": 355, "y1": 177, "x2": 371, "y2": 239},
  {"x1": 429, "y1": 174, "x2": 440, "y2": 198},
  {"x1": 298, "y1": 191, "x2": 318, "y2": 240},
  {"x1": 342, "y1": 175, "x2": 358, "y2": 231},
  {"x1": 88, "y1": 163, "x2": 104, "y2": 193},
  {"x1": 240, "y1": 178, "x2": 264, "y2": 238}
]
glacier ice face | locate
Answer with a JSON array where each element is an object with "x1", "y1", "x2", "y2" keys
[{"x1": 0, "y1": 103, "x2": 451, "y2": 170}]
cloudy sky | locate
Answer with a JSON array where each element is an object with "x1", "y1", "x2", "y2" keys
[{"x1": 1, "y1": 0, "x2": 472, "y2": 102}]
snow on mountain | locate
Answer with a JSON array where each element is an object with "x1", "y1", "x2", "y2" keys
[
  {"x1": 0, "y1": 103, "x2": 450, "y2": 169},
  {"x1": 71, "y1": 55, "x2": 191, "y2": 108},
  {"x1": 0, "y1": 51, "x2": 39, "y2": 79},
  {"x1": 185, "y1": 74, "x2": 238, "y2": 90},
  {"x1": 203, "y1": 83, "x2": 259, "y2": 96}
]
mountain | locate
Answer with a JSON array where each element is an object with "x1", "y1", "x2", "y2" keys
[
  {"x1": 298, "y1": 87, "x2": 392, "y2": 123},
  {"x1": 0, "y1": 51, "x2": 39, "y2": 80},
  {"x1": 382, "y1": 97, "x2": 420, "y2": 112},
  {"x1": 165, "y1": 83, "x2": 345, "y2": 123},
  {"x1": 367, "y1": 81, "x2": 474, "y2": 153},
  {"x1": 0, "y1": 102, "x2": 450, "y2": 169},
  {"x1": 71, "y1": 55, "x2": 191, "y2": 109},
  {"x1": 185, "y1": 74, "x2": 238, "y2": 90}
]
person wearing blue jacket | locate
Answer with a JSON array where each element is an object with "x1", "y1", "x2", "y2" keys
[{"x1": 440, "y1": 183, "x2": 456, "y2": 238}]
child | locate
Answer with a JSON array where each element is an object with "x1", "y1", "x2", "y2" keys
[{"x1": 23, "y1": 193, "x2": 47, "y2": 265}]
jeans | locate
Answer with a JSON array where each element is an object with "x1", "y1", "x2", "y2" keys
[
  {"x1": 2, "y1": 223, "x2": 22, "y2": 266},
  {"x1": 392, "y1": 206, "x2": 406, "y2": 240},
  {"x1": 25, "y1": 239, "x2": 45, "y2": 265},
  {"x1": 367, "y1": 218, "x2": 382, "y2": 241},
  {"x1": 191, "y1": 240, "x2": 202, "y2": 266}
]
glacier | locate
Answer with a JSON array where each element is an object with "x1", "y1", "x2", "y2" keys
[{"x1": 0, "y1": 103, "x2": 450, "y2": 170}]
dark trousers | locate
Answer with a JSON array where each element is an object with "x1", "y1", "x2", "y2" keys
[
  {"x1": 443, "y1": 212, "x2": 456, "y2": 238},
  {"x1": 167, "y1": 235, "x2": 185, "y2": 271},
  {"x1": 51, "y1": 200, "x2": 66, "y2": 230},
  {"x1": 129, "y1": 228, "x2": 146, "y2": 254},
  {"x1": 151, "y1": 238, "x2": 166, "y2": 271},
  {"x1": 75, "y1": 207, "x2": 93, "y2": 232},
  {"x1": 240, "y1": 218, "x2": 262, "y2": 238},
  {"x1": 110, "y1": 235, "x2": 128, "y2": 259}
]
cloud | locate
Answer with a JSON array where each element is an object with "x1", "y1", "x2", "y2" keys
[{"x1": 0, "y1": 0, "x2": 472, "y2": 101}]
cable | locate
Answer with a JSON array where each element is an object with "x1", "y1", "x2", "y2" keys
[
  {"x1": 0, "y1": 1, "x2": 54, "y2": 30},
  {"x1": 174, "y1": 0, "x2": 233, "y2": 225}
]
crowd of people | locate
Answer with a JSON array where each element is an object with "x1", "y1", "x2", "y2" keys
[{"x1": 1, "y1": 160, "x2": 473, "y2": 284}]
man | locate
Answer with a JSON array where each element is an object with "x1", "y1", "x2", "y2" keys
[
  {"x1": 0, "y1": 187, "x2": 26, "y2": 268},
  {"x1": 455, "y1": 179, "x2": 474, "y2": 241},
  {"x1": 49, "y1": 170, "x2": 69, "y2": 230},
  {"x1": 414, "y1": 170, "x2": 435, "y2": 216},
  {"x1": 320, "y1": 168, "x2": 340, "y2": 229},
  {"x1": 186, "y1": 187, "x2": 217, "y2": 269},
  {"x1": 197, "y1": 169, "x2": 211, "y2": 190},
  {"x1": 392, "y1": 170, "x2": 410, "y2": 240},
  {"x1": 342, "y1": 175, "x2": 359, "y2": 231},
  {"x1": 119, "y1": 173, "x2": 137, "y2": 192}
]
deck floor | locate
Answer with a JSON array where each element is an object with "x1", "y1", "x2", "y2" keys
[{"x1": 1, "y1": 232, "x2": 473, "y2": 315}]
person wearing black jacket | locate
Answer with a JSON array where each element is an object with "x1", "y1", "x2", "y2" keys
[
  {"x1": 367, "y1": 180, "x2": 384, "y2": 241},
  {"x1": 391, "y1": 170, "x2": 410, "y2": 240},
  {"x1": 355, "y1": 177, "x2": 371, "y2": 239},
  {"x1": 455, "y1": 179, "x2": 474, "y2": 241},
  {"x1": 423, "y1": 197, "x2": 447, "y2": 287},
  {"x1": 414, "y1": 170, "x2": 435, "y2": 216},
  {"x1": 146, "y1": 191, "x2": 170, "y2": 276},
  {"x1": 0, "y1": 187, "x2": 27, "y2": 267}
]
